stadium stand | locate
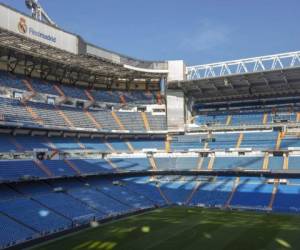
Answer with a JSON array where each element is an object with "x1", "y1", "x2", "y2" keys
[
  {"x1": 0, "y1": 71, "x2": 159, "y2": 105},
  {"x1": 2, "y1": 174, "x2": 300, "y2": 248},
  {"x1": 0, "y1": 96, "x2": 167, "y2": 131},
  {"x1": 229, "y1": 177, "x2": 273, "y2": 209},
  {"x1": 1, "y1": 2, "x2": 300, "y2": 249}
]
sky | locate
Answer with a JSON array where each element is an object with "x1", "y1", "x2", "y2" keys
[{"x1": 2, "y1": 0, "x2": 300, "y2": 65}]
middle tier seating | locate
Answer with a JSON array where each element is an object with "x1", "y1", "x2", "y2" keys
[
  {"x1": 0, "y1": 134, "x2": 166, "y2": 152},
  {"x1": 0, "y1": 97, "x2": 167, "y2": 132},
  {"x1": 2, "y1": 153, "x2": 300, "y2": 183}
]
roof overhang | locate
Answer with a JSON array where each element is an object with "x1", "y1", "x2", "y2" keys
[
  {"x1": 168, "y1": 67, "x2": 300, "y2": 103},
  {"x1": 0, "y1": 28, "x2": 166, "y2": 82}
]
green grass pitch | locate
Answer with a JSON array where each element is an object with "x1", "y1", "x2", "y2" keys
[{"x1": 31, "y1": 207, "x2": 300, "y2": 250}]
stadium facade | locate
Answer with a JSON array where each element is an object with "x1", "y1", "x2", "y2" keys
[{"x1": 0, "y1": 2, "x2": 300, "y2": 249}]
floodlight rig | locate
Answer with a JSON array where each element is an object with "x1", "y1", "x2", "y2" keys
[{"x1": 25, "y1": 0, "x2": 56, "y2": 26}]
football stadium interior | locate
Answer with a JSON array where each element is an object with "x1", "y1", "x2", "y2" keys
[{"x1": 1, "y1": 1, "x2": 300, "y2": 250}]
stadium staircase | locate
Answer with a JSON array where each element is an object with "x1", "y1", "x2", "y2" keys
[
  {"x1": 105, "y1": 158, "x2": 119, "y2": 171},
  {"x1": 55, "y1": 106, "x2": 75, "y2": 128},
  {"x1": 197, "y1": 157, "x2": 204, "y2": 169},
  {"x1": 262, "y1": 113, "x2": 268, "y2": 125},
  {"x1": 20, "y1": 97, "x2": 44, "y2": 126},
  {"x1": 185, "y1": 181, "x2": 202, "y2": 205},
  {"x1": 225, "y1": 177, "x2": 240, "y2": 208},
  {"x1": 262, "y1": 153, "x2": 269, "y2": 170},
  {"x1": 119, "y1": 94, "x2": 127, "y2": 105},
  {"x1": 148, "y1": 156, "x2": 158, "y2": 170},
  {"x1": 104, "y1": 140, "x2": 116, "y2": 153},
  {"x1": 207, "y1": 156, "x2": 215, "y2": 170},
  {"x1": 275, "y1": 132, "x2": 285, "y2": 150},
  {"x1": 84, "y1": 89, "x2": 95, "y2": 109},
  {"x1": 64, "y1": 159, "x2": 81, "y2": 175},
  {"x1": 8, "y1": 137, "x2": 24, "y2": 151},
  {"x1": 165, "y1": 135, "x2": 171, "y2": 153},
  {"x1": 268, "y1": 179, "x2": 279, "y2": 210},
  {"x1": 84, "y1": 110, "x2": 102, "y2": 129},
  {"x1": 236, "y1": 133, "x2": 244, "y2": 148},
  {"x1": 155, "y1": 181, "x2": 171, "y2": 205},
  {"x1": 33, "y1": 159, "x2": 53, "y2": 177},
  {"x1": 226, "y1": 115, "x2": 232, "y2": 126},
  {"x1": 49, "y1": 150, "x2": 59, "y2": 160},
  {"x1": 21, "y1": 79, "x2": 37, "y2": 102},
  {"x1": 111, "y1": 111, "x2": 126, "y2": 130},
  {"x1": 125, "y1": 140, "x2": 135, "y2": 153},
  {"x1": 141, "y1": 112, "x2": 151, "y2": 131},
  {"x1": 297, "y1": 112, "x2": 300, "y2": 122},
  {"x1": 283, "y1": 154, "x2": 289, "y2": 170},
  {"x1": 53, "y1": 84, "x2": 67, "y2": 104}
]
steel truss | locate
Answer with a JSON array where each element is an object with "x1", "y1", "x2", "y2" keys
[{"x1": 187, "y1": 51, "x2": 300, "y2": 80}]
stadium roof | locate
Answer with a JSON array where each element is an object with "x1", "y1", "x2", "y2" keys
[
  {"x1": 0, "y1": 3, "x2": 168, "y2": 86},
  {"x1": 169, "y1": 51, "x2": 300, "y2": 103},
  {"x1": 0, "y1": 29, "x2": 167, "y2": 83}
]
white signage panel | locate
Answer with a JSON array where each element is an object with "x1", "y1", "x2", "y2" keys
[{"x1": 0, "y1": 5, "x2": 78, "y2": 54}]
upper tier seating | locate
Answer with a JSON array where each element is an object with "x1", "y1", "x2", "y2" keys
[
  {"x1": 0, "y1": 71, "x2": 159, "y2": 104},
  {"x1": 60, "y1": 85, "x2": 89, "y2": 100},
  {"x1": 171, "y1": 131, "x2": 279, "y2": 151},
  {"x1": 0, "y1": 71, "x2": 27, "y2": 91},
  {"x1": 30, "y1": 78, "x2": 58, "y2": 96},
  {"x1": 195, "y1": 111, "x2": 298, "y2": 127}
]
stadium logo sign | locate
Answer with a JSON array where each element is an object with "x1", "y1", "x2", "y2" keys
[
  {"x1": 18, "y1": 17, "x2": 27, "y2": 34},
  {"x1": 17, "y1": 17, "x2": 57, "y2": 43}
]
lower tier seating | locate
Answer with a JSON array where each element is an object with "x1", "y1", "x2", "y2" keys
[{"x1": 1, "y1": 175, "x2": 300, "y2": 248}]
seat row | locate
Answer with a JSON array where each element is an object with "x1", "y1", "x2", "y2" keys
[
  {"x1": 1, "y1": 155, "x2": 300, "y2": 182},
  {"x1": 0, "y1": 134, "x2": 165, "y2": 152}
]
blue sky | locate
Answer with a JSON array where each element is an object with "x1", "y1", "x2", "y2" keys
[{"x1": 2, "y1": 0, "x2": 300, "y2": 65}]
